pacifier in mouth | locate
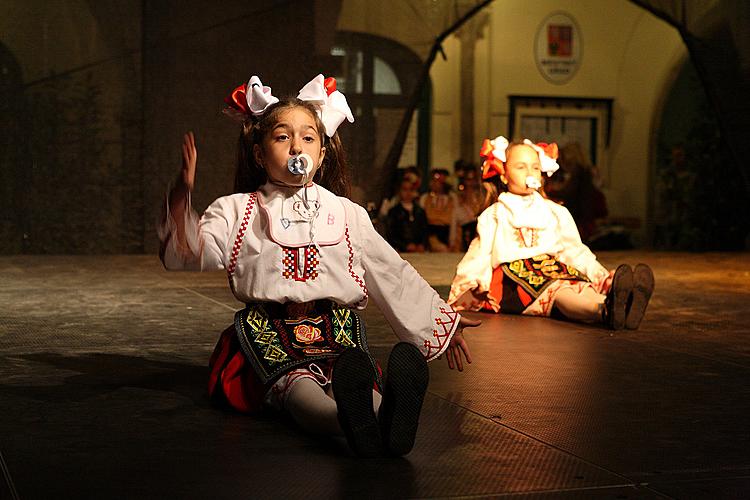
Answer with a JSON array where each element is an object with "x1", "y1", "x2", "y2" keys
[
  {"x1": 525, "y1": 176, "x2": 541, "y2": 189},
  {"x1": 287, "y1": 153, "x2": 312, "y2": 176}
]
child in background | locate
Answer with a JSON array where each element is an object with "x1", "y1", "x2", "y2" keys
[
  {"x1": 386, "y1": 180, "x2": 428, "y2": 252},
  {"x1": 378, "y1": 166, "x2": 422, "y2": 224},
  {"x1": 420, "y1": 169, "x2": 457, "y2": 252},
  {"x1": 159, "y1": 74, "x2": 478, "y2": 457},
  {"x1": 449, "y1": 136, "x2": 654, "y2": 330}
]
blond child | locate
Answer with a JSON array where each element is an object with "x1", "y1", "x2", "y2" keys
[{"x1": 449, "y1": 136, "x2": 654, "y2": 329}]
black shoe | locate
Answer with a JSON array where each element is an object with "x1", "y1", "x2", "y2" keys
[
  {"x1": 379, "y1": 342, "x2": 429, "y2": 456},
  {"x1": 604, "y1": 264, "x2": 633, "y2": 330},
  {"x1": 332, "y1": 348, "x2": 382, "y2": 457},
  {"x1": 625, "y1": 263, "x2": 655, "y2": 330}
]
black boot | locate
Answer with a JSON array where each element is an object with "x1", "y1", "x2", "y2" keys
[
  {"x1": 625, "y1": 263, "x2": 655, "y2": 330},
  {"x1": 378, "y1": 342, "x2": 429, "y2": 456},
  {"x1": 603, "y1": 264, "x2": 633, "y2": 330},
  {"x1": 332, "y1": 348, "x2": 383, "y2": 457}
]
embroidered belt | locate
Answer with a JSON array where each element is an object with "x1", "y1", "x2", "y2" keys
[
  {"x1": 234, "y1": 301, "x2": 374, "y2": 385},
  {"x1": 501, "y1": 254, "x2": 589, "y2": 298}
]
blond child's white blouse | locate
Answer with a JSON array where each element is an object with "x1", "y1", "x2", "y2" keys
[
  {"x1": 448, "y1": 191, "x2": 609, "y2": 307},
  {"x1": 159, "y1": 182, "x2": 460, "y2": 361}
]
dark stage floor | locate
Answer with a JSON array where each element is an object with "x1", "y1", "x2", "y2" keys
[{"x1": 1, "y1": 251, "x2": 749, "y2": 499}]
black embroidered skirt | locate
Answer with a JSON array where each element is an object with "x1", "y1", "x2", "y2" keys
[
  {"x1": 234, "y1": 301, "x2": 374, "y2": 385},
  {"x1": 488, "y1": 254, "x2": 590, "y2": 314}
]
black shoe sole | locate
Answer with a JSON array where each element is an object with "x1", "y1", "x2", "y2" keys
[
  {"x1": 626, "y1": 263, "x2": 654, "y2": 330},
  {"x1": 608, "y1": 264, "x2": 633, "y2": 330},
  {"x1": 379, "y1": 342, "x2": 429, "y2": 456},
  {"x1": 332, "y1": 348, "x2": 382, "y2": 457}
]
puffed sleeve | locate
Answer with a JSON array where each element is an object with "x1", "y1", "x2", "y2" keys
[
  {"x1": 448, "y1": 205, "x2": 497, "y2": 309},
  {"x1": 159, "y1": 193, "x2": 242, "y2": 272},
  {"x1": 552, "y1": 203, "x2": 609, "y2": 284},
  {"x1": 354, "y1": 204, "x2": 460, "y2": 362}
]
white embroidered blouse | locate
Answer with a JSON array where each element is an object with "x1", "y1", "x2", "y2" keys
[
  {"x1": 159, "y1": 182, "x2": 459, "y2": 361},
  {"x1": 448, "y1": 191, "x2": 609, "y2": 305}
]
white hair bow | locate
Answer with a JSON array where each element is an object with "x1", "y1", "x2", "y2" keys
[
  {"x1": 223, "y1": 75, "x2": 279, "y2": 122},
  {"x1": 297, "y1": 74, "x2": 354, "y2": 137},
  {"x1": 491, "y1": 136, "x2": 509, "y2": 162},
  {"x1": 247, "y1": 76, "x2": 279, "y2": 115},
  {"x1": 523, "y1": 139, "x2": 560, "y2": 176}
]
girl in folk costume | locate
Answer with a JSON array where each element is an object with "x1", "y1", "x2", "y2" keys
[
  {"x1": 159, "y1": 74, "x2": 478, "y2": 457},
  {"x1": 448, "y1": 136, "x2": 654, "y2": 329}
]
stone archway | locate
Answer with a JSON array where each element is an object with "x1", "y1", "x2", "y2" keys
[
  {"x1": 630, "y1": 0, "x2": 750, "y2": 197},
  {"x1": 329, "y1": 31, "x2": 424, "y2": 205}
]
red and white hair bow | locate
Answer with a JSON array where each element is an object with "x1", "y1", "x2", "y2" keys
[
  {"x1": 480, "y1": 135, "x2": 509, "y2": 180},
  {"x1": 223, "y1": 75, "x2": 279, "y2": 122},
  {"x1": 522, "y1": 139, "x2": 559, "y2": 176},
  {"x1": 297, "y1": 74, "x2": 354, "y2": 137}
]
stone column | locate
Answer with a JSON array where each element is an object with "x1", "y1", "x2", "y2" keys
[{"x1": 456, "y1": 11, "x2": 489, "y2": 164}]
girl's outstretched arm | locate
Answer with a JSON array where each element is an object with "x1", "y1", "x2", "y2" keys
[
  {"x1": 159, "y1": 132, "x2": 245, "y2": 272},
  {"x1": 443, "y1": 316, "x2": 480, "y2": 371},
  {"x1": 181, "y1": 131, "x2": 197, "y2": 191},
  {"x1": 167, "y1": 132, "x2": 198, "y2": 248}
]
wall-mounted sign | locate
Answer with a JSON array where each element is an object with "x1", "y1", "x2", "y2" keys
[{"x1": 534, "y1": 12, "x2": 582, "y2": 84}]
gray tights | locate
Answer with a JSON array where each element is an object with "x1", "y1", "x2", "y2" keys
[{"x1": 284, "y1": 377, "x2": 382, "y2": 435}]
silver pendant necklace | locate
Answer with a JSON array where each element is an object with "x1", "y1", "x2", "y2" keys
[{"x1": 280, "y1": 186, "x2": 320, "y2": 232}]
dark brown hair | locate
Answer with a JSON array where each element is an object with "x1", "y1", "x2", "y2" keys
[{"x1": 233, "y1": 98, "x2": 351, "y2": 197}]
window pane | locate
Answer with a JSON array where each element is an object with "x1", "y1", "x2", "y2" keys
[{"x1": 374, "y1": 56, "x2": 401, "y2": 95}]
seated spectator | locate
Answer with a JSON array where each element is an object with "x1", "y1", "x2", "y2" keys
[
  {"x1": 386, "y1": 180, "x2": 428, "y2": 252},
  {"x1": 378, "y1": 166, "x2": 423, "y2": 227},
  {"x1": 420, "y1": 169, "x2": 457, "y2": 252},
  {"x1": 455, "y1": 164, "x2": 482, "y2": 251},
  {"x1": 546, "y1": 142, "x2": 608, "y2": 243}
]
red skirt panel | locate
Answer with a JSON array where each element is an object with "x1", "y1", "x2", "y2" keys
[
  {"x1": 208, "y1": 325, "x2": 266, "y2": 413},
  {"x1": 207, "y1": 324, "x2": 383, "y2": 414}
]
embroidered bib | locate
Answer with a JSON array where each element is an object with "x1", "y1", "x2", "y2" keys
[
  {"x1": 257, "y1": 183, "x2": 346, "y2": 248},
  {"x1": 497, "y1": 191, "x2": 553, "y2": 230}
]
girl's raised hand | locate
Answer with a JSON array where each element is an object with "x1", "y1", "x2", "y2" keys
[
  {"x1": 181, "y1": 131, "x2": 197, "y2": 191},
  {"x1": 443, "y1": 316, "x2": 481, "y2": 371}
]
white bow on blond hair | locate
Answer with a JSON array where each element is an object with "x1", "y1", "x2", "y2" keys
[{"x1": 522, "y1": 139, "x2": 560, "y2": 176}]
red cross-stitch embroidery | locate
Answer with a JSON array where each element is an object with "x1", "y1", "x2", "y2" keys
[
  {"x1": 227, "y1": 193, "x2": 257, "y2": 276},
  {"x1": 282, "y1": 246, "x2": 320, "y2": 282},
  {"x1": 423, "y1": 305, "x2": 459, "y2": 359},
  {"x1": 345, "y1": 226, "x2": 368, "y2": 306}
]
